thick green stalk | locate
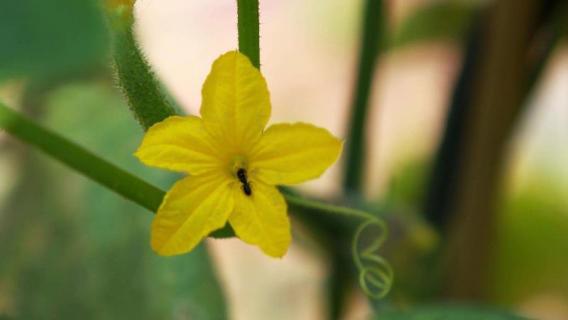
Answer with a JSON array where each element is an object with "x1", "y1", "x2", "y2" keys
[
  {"x1": 237, "y1": 0, "x2": 260, "y2": 69},
  {"x1": 0, "y1": 102, "x2": 236, "y2": 238},
  {"x1": 111, "y1": 12, "x2": 176, "y2": 130},
  {"x1": 0, "y1": 102, "x2": 164, "y2": 212},
  {"x1": 343, "y1": 0, "x2": 384, "y2": 194}
]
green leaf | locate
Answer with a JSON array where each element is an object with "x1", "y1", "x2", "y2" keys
[
  {"x1": 389, "y1": 1, "x2": 478, "y2": 49},
  {"x1": 47, "y1": 82, "x2": 227, "y2": 319},
  {"x1": 492, "y1": 178, "x2": 568, "y2": 304},
  {"x1": 0, "y1": 0, "x2": 108, "y2": 79},
  {"x1": 0, "y1": 82, "x2": 227, "y2": 319},
  {"x1": 379, "y1": 305, "x2": 527, "y2": 320}
]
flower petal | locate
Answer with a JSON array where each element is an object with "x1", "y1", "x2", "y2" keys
[
  {"x1": 250, "y1": 122, "x2": 342, "y2": 185},
  {"x1": 151, "y1": 174, "x2": 234, "y2": 256},
  {"x1": 229, "y1": 181, "x2": 291, "y2": 257},
  {"x1": 200, "y1": 51, "x2": 271, "y2": 152},
  {"x1": 135, "y1": 116, "x2": 221, "y2": 175}
]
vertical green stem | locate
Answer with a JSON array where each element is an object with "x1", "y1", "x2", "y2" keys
[
  {"x1": 343, "y1": 0, "x2": 384, "y2": 194},
  {"x1": 237, "y1": 0, "x2": 260, "y2": 69}
]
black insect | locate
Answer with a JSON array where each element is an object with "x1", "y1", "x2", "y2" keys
[{"x1": 236, "y1": 168, "x2": 252, "y2": 196}]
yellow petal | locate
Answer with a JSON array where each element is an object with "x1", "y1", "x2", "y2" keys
[
  {"x1": 135, "y1": 116, "x2": 221, "y2": 175},
  {"x1": 229, "y1": 181, "x2": 291, "y2": 257},
  {"x1": 250, "y1": 122, "x2": 342, "y2": 185},
  {"x1": 200, "y1": 51, "x2": 271, "y2": 153},
  {"x1": 151, "y1": 174, "x2": 234, "y2": 256}
]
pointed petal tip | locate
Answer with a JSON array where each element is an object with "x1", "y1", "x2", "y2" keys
[
  {"x1": 251, "y1": 122, "x2": 344, "y2": 185},
  {"x1": 132, "y1": 149, "x2": 142, "y2": 161},
  {"x1": 266, "y1": 248, "x2": 289, "y2": 259},
  {"x1": 151, "y1": 241, "x2": 176, "y2": 257},
  {"x1": 264, "y1": 241, "x2": 291, "y2": 258},
  {"x1": 200, "y1": 48, "x2": 271, "y2": 149},
  {"x1": 151, "y1": 232, "x2": 193, "y2": 257},
  {"x1": 132, "y1": 148, "x2": 160, "y2": 170},
  {"x1": 149, "y1": 175, "x2": 235, "y2": 258},
  {"x1": 216, "y1": 50, "x2": 250, "y2": 62}
]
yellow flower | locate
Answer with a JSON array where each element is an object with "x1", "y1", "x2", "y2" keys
[{"x1": 135, "y1": 51, "x2": 342, "y2": 257}]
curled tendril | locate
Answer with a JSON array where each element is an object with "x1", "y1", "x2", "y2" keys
[
  {"x1": 281, "y1": 189, "x2": 394, "y2": 299},
  {"x1": 352, "y1": 218, "x2": 393, "y2": 299}
]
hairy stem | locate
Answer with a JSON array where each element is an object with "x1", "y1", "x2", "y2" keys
[{"x1": 110, "y1": 8, "x2": 177, "y2": 130}]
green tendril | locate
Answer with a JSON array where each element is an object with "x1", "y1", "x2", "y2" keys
[
  {"x1": 352, "y1": 218, "x2": 393, "y2": 299},
  {"x1": 283, "y1": 191, "x2": 394, "y2": 299}
]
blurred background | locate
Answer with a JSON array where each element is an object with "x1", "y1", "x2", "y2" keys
[{"x1": 0, "y1": 0, "x2": 567, "y2": 319}]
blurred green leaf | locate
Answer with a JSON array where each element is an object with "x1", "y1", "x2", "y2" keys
[
  {"x1": 491, "y1": 178, "x2": 568, "y2": 304},
  {"x1": 379, "y1": 305, "x2": 527, "y2": 320},
  {"x1": 385, "y1": 158, "x2": 429, "y2": 211},
  {"x1": 389, "y1": 1, "x2": 477, "y2": 49},
  {"x1": 0, "y1": 0, "x2": 108, "y2": 80},
  {"x1": 0, "y1": 81, "x2": 227, "y2": 319}
]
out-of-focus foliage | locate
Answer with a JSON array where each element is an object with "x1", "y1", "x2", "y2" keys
[
  {"x1": 376, "y1": 160, "x2": 439, "y2": 303},
  {"x1": 385, "y1": 159, "x2": 430, "y2": 212},
  {"x1": 0, "y1": 82, "x2": 227, "y2": 319},
  {"x1": 379, "y1": 305, "x2": 527, "y2": 319},
  {"x1": 491, "y1": 177, "x2": 568, "y2": 304},
  {"x1": 0, "y1": 0, "x2": 108, "y2": 80},
  {"x1": 390, "y1": 1, "x2": 478, "y2": 49}
]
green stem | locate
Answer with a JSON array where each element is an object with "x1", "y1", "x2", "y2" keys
[
  {"x1": 283, "y1": 189, "x2": 374, "y2": 220},
  {"x1": 343, "y1": 0, "x2": 384, "y2": 194},
  {"x1": 237, "y1": 0, "x2": 260, "y2": 69},
  {"x1": 0, "y1": 102, "x2": 164, "y2": 212}
]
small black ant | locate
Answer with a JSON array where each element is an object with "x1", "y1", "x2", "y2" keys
[{"x1": 236, "y1": 168, "x2": 252, "y2": 196}]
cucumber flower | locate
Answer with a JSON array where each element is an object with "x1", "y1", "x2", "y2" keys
[{"x1": 135, "y1": 51, "x2": 342, "y2": 257}]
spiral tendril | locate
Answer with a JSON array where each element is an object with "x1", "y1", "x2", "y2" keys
[
  {"x1": 352, "y1": 218, "x2": 393, "y2": 299},
  {"x1": 281, "y1": 189, "x2": 394, "y2": 299}
]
